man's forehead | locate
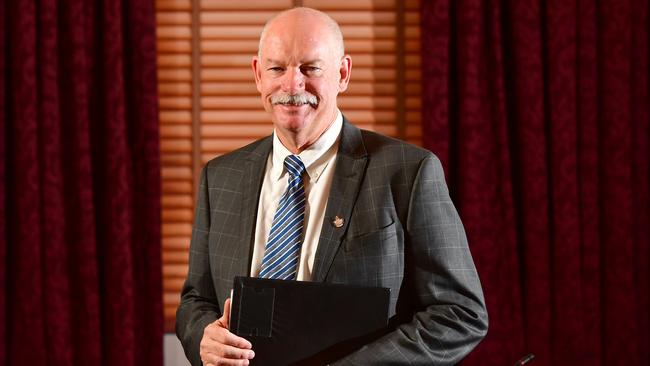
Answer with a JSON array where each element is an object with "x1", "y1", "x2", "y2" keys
[
  {"x1": 261, "y1": 34, "x2": 334, "y2": 59},
  {"x1": 263, "y1": 57, "x2": 326, "y2": 65},
  {"x1": 264, "y1": 30, "x2": 332, "y2": 48}
]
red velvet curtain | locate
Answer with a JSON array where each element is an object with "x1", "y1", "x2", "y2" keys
[
  {"x1": 0, "y1": 0, "x2": 162, "y2": 365},
  {"x1": 421, "y1": 0, "x2": 649, "y2": 365}
]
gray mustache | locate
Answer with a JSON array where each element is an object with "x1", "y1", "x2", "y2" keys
[{"x1": 271, "y1": 93, "x2": 318, "y2": 106}]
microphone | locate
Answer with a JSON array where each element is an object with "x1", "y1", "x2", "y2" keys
[{"x1": 514, "y1": 353, "x2": 535, "y2": 365}]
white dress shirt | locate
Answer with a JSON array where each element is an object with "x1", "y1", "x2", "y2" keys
[{"x1": 250, "y1": 111, "x2": 342, "y2": 281}]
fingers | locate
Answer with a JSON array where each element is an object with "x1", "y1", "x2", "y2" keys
[
  {"x1": 201, "y1": 342, "x2": 255, "y2": 365},
  {"x1": 200, "y1": 300, "x2": 255, "y2": 366},
  {"x1": 200, "y1": 338, "x2": 254, "y2": 365},
  {"x1": 221, "y1": 344, "x2": 255, "y2": 359},
  {"x1": 221, "y1": 330, "x2": 253, "y2": 349},
  {"x1": 203, "y1": 357, "x2": 250, "y2": 366},
  {"x1": 205, "y1": 322, "x2": 252, "y2": 349}
]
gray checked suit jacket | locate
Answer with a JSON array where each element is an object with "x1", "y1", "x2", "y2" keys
[{"x1": 176, "y1": 118, "x2": 488, "y2": 365}]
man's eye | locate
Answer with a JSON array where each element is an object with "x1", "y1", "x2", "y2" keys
[
  {"x1": 302, "y1": 66, "x2": 321, "y2": 74},
  {"x1": 268, "y1": 67, "x2": 283, "y2": 72}
]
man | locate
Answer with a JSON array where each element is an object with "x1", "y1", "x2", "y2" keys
[{"x1": 176, "y1": 7, "x2": 488, "y2": 366}]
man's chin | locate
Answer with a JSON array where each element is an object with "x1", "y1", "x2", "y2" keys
[
  {"x1": 274, "y1": 103, "x2": 315, "y2": 115},
  {"x1": 272, "y1": 116, "x2": 313, "y2": 133}
]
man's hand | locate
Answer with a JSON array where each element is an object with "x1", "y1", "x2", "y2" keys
[{"x1": 200, "y1": 298, "x2": 255, "y2": 366}]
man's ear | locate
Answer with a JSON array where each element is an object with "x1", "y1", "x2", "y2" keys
[
  {"x1": 252, "y1": 56, "x2": 263, "y2": 93},
  {"x1": 338, "y1": 55, "x2": 352, "y2": 92}
]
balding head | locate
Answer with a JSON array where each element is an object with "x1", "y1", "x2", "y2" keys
[{"x1": 258, "y1": 7, "x2": 345, "y2": 60}]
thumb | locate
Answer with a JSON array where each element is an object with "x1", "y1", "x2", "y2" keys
[{"x1": 221, "y1": 298, "x2": 231, "y2": 329}]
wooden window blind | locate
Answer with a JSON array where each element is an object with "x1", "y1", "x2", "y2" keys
[{"x1": 156, "y1": 0, "x2": 422, "y2": 331}]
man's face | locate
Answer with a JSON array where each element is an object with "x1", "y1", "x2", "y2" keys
[{"x1": 252, "y1": 17, "x2": 350, "y2": 144}]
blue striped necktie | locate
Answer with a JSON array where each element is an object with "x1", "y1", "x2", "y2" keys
[{"x1": 259, "y1": 155, "x2": 306, "y2": 280}]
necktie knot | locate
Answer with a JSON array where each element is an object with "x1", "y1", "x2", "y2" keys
[{"x1": 284, "y1": 155, "x2": 306, "y2": 179}]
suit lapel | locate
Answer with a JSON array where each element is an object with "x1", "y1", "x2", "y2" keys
[
  {"x1": 312, "y1": 119, "x2": 368, "y2": 282},
  {"x1": 233, "y1": 136, "x2": 273, "y2": 278}
]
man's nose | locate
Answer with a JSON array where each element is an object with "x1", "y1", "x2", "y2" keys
[{"x1": 281, "y1": 68, "x2": 305, "y2": 93}]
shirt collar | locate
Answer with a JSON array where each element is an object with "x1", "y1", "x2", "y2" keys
[{"x1": 270, "y1": 110, "x2": 342, "y2": 183}]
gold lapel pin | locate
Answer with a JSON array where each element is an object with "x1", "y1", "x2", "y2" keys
[{"x1": 332, "y1": 215, "x2": 344, "y2": 228}]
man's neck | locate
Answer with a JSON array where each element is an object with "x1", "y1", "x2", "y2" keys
[
  {"x1": 277, "y1": 129, "x2": 328, "y2": 154},
  {"x1": 276, "y1": 112, "x2": 339, "y2": 154}
]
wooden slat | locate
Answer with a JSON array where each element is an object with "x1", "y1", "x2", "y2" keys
[
  {"x1": 156, "y1": 0, "x2": 191, "y2": 11},
  {"x1": 303, "y1": 0, "x2": 396, "y2": 10},
  {"x1": 161, "y1": 152, "x2": 192, "y2": 165},
  {"x1": 162, "y1": 223, "x2": 193, "y2": 236},
  {"x1": 201, "y1": 0, "x2": 292, "y2": 10},
  {"x1": 163, "y1": 264, "x2": 189, "y2": 278},
  {"x1": 201, "y1": 40, "x2": 258, "y2": 53},
  {"x1": 159, "y1": 97, "x2": 192, "y2": 109},
  {"x1": 202, "y1": 138, "x2": 261, "y2": 152},
  {"x1": 158, "y1": 54, "x2": 192, "y2": 67},
  {"x1": 201, "y1": 110, "x2": 268, "y2": 123},
  {"x1": 159, "y1": 82, "x2": 192, "y2": 95},
  {"x1": 340, "y1": 25, "x2": 396, "y2": 39},
  {"x1": 201, "y1": 96, "x2": 260, "y2": 109},
  {"x1": 346, "y1": 82, "x2": 396, "y2": 95},
  {"x1": 160, "y1": 138, "x2": 192, "y2": 153},
  {"x1": 404, "y1": 11, "x2": 420, "y2": 24},
  {"x1": 202, "y1": 124, "x2": 273, "y2": 137},
  {"x1": 326, "y1": 11, "x2": 395, "y2": 24},
  {"x1": 162, "y1": 194, "x2": 193, "y2": 208},
  {"x1": 162, "y1": 181, "x2": 193, "y2": 194},
  {"x1": 163, "y1": 237, "x2": 192, "y2": 250},
  {"x1": 162, "y1": 208, "x2": 193, "y2": 220},
  {"x1": 156, "y1": 25, "x2": 192, "y2": 39},
  {"x1": 338, "y1": 96, "x2": 397, "y2": 109},
  {"x1": 163, "y1": 278, "x2": 186, "y2": 292},
  {"x1": 161, "y1": 166, "x2": 193, "y2": 179},
  {"x1": 161, "y1": 124, "x2": 192, "y2": 137},
  {"x1": 201, "y1": 82, "x2": 258, "y2": 95},
  {"x1": 405, "y1": 40, "x2": 421, "y2": 52},
  {"x1": 202, "y1": 26, "x2": 264, "y2": 39},
  {"x1": 158, "y1": 68, "x2": 192, "y2": 81},
  {"x1": 157, "y1": 40, "x2": 192, "y2": 53},
  {"x1": 163, "y1": 250, "x2": 192, "y2": 264},
  {"x1": 405, "y1": 0, "x2": 420, "y2": 11},
  {"x1": 160, "y1": 110, "x2": 192, "y2": 123},
  {"x1": 201, "y1": 11, "x2": 276, "y2": 24},
  {"x1": 405, "y1": 25, "x2": 420, "y2": 38},
  {"x1": 156, "y1": 11, "x2": 192, "y2": 25}
]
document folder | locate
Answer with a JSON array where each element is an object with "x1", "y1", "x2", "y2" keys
[{"x1": 230, "y1": 276, "x2": 390, "y2": 365}]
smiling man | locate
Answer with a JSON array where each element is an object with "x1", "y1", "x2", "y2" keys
[{"x1": 176, "y1": 7, "x2": 488, "y2": 366}]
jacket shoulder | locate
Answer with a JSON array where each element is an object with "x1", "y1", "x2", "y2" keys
[
  {"x1": 203, "y1": 135, "x2": 272, "y2": 171},
  {"x1": 358, "y1": 128, "x2": 438, "y2": 166}
]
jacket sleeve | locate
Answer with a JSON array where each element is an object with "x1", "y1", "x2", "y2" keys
[
  {"x1": 333, "y1": 155, "x2": 488, "y2": 365},
  {"x1": 175, "y1": 166, "x2": 221, "y2": 366}
]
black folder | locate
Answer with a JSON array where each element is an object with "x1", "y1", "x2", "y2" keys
[{"x1": 230, "y1": 276, "x2": 390, "y2": 366}]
